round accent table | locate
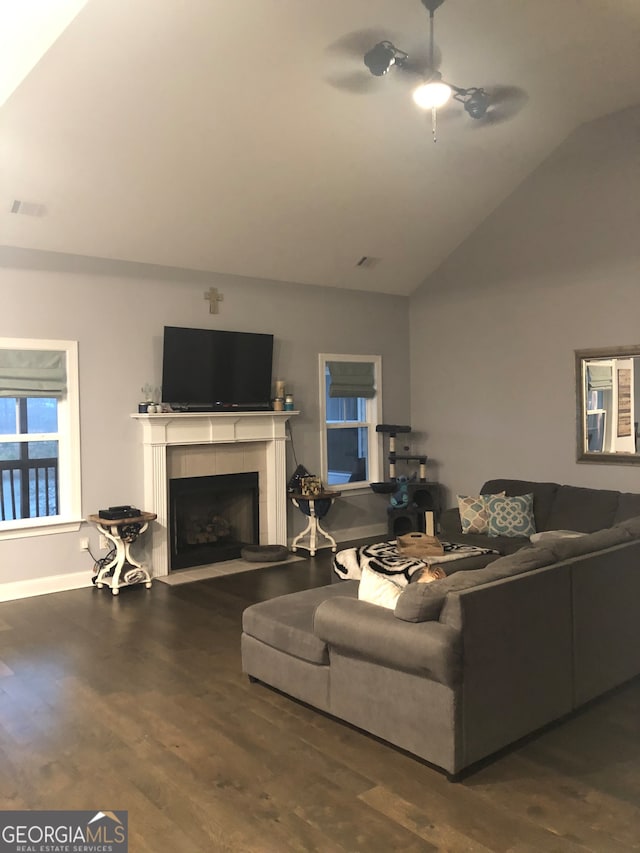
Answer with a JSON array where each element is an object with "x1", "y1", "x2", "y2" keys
[
  {"x1": 87, "y1": 511, "x2": 156, "y2": 595},
  {"x1": 289, "y1": 490, "x2": 341, "y2": 556}
]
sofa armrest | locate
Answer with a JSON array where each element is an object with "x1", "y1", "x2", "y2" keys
[
  {"x1": 444, "y1": 564, "x2": 574, "y2": 768},
  {"x1": 314, "y1": 596, "x2": 461, "y2": 686}
]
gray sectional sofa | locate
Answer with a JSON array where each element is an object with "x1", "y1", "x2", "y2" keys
[
  {"x1": 241, "y1": 480, "x2": 640, "y2": 778},
  {"x1": 440, "y1": 477, "x2": 640, "y2": 554}
]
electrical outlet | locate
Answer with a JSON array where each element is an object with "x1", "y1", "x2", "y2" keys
[
  {"x1": 99, "y1": 534, "x2": 109, "y2": 550},
  {"x1": 79, "y1": 537, "x2": 90, "y2": 551}
]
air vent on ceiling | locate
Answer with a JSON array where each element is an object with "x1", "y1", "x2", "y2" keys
[
  {"x1": 355, "y1": 256, "x2": 381, "y2": 269},
  {"x1": 10, "y1": 199, "x2": 46, "y2": 216}
]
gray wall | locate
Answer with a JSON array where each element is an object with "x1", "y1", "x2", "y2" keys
[
  {"x1": 409, "y1": 105, "x2": 640, "y2": 507},
  {"x1": 0, "y1": 250, "x2": 410, "y2": 585}
]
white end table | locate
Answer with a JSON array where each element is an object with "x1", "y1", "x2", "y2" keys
[
  {"x1": 87, "y1": 511, "x2": 156, "y2": 595},
  {"x1": 289, "y1": 491, "x2": 341, "y2": 556}
]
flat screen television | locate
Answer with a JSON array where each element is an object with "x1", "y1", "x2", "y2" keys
[{"x1": 161, "y1": 326, "x2": 274, "y2": 411}]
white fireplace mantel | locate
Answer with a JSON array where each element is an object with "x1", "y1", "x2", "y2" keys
[{"x1": 132, "y1": 411, "x2": 297, "y2": 576}]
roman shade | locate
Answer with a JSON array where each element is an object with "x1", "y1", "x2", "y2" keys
[
  {"x1": 327, "y1": 361, "x2": 375, "y2": 398},
  {"x1": 0, "y1": 349, "x2": 67, "y2": 398},
  {"x1": 587, "y1": 364, "x2": 613, "y2": 391}
]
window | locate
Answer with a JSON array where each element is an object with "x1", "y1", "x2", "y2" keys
[
  {"x1": 319, "y1": 354, "x2": 382, "y2": 490},
  {"x1": 0, "y1": 338, "x2": 81, "y2": 539}
]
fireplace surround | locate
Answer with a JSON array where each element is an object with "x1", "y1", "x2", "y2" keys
[
  {"x1": 169, "y1": 471, "x2": 259, "y2": 569},
  {"x1": 132, "y1": 411, "x2": 295, "y2": 576}
]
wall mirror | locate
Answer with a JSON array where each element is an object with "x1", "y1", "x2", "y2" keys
[{"x1": 576, "y1": 346, "x2": 640, "y2": 464}]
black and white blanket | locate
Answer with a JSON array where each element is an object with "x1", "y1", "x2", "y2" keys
[{"x1": 333, "y1": 540, "x2": 498, "y2": 586}]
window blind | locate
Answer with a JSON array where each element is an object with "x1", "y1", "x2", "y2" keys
[
  {"x1": 0, "y1": 349, "x2": 67, "y2": 398},
  {"x1": 587, "y1": 364, "x2": 613, "y2": 391},
  {"x1": 327, "y1": 361, "x2": 375, "y2": 398}
]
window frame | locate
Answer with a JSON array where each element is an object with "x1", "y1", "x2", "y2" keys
[
  {"x1": 0, "y1": 337, "x2": 82, "y2": 540},
  {"x1": 318, "y1": 353, "x2": 382, "y2": 493}
]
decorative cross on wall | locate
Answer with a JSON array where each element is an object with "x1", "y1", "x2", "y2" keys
[{"x1": 204, "y1": 287, "x2": 224, "y2": 314}]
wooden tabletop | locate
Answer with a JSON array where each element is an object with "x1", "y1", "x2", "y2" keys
[
  {"x1": 87, "y1": 511, "x2": 157, "y2": 526},
  {"x1": 288, "y1": 491, "x2": 341, "y2": 500}
]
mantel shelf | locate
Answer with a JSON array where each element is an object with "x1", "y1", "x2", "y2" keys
[{"x1": 131, "y1": 411, "x2": 299, "y2": 420}]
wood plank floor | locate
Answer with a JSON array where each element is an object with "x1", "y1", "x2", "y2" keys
[{"x1": 1, "y1": 548, "x2": 639, "y2": 852}]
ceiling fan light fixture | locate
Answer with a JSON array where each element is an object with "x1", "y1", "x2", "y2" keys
[
  {"x1": 364, "y1": 41, "x2": 405, "y2": 77},
  {"x1": 462, "y1": 87, "x2": 490, "y2": 119},
  {"x1": 412, "y1": 79, "x2": 452, "y2": 110}
]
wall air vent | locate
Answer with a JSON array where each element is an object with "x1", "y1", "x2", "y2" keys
[
  {"x1": 355, "y1": 256, "x2": 381, "y2": 269},
  {"x1": 10, "y1": 199, "x2": 46, "y2": 216}
]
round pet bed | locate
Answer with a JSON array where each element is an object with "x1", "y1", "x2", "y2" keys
[{"x1": 241, "y1": 544, "x2": 289, "y2": 563}]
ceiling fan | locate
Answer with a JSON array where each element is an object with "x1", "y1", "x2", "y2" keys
[{"x1": 349, "y1": 0, "x2": 525, "y2": 140}]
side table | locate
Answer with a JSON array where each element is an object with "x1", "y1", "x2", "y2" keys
[
  {"x1": 289, "y1": 491, "x2": 341, "y2": 556},
  {"x1": 87, "y1": 511, "x2": 157, "y2": 595}
]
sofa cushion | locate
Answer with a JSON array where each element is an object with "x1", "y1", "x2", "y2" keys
[
  {"x1": 547, "y1": 485, "x2": 620, "y2": 533},
  {"x1": 615, "y1": 514, "x2": 640, "y2": 538},
  {"x1": 530, "y1": 530, "x2": 586, "y2": 544},
  {"x1": 614, "y1": 494, "x2": 640, "y2": 524},
  {"x1": 437, "y1": 528, "x2": 530, "y2": 556},
  {"x1": 481, "y1": 479, "x2": 559, "y2": 531},
  {"x1": 487, "y1": 494, "x2": 536, "y2": 538},
  {"x1": 547, "y1": 526, "x2": 632, "y2": 561},
  {"x1": 394, "y1": 546, "x2": 557, "y2": 623},
  {"x1": 313, "y1": 596, "x2": 461, "y2": 685},
  {"x1": 242, "y1": 581, "x2": 358, "y2": 664}
]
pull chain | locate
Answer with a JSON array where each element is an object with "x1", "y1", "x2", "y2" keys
[{"x1": 430, "y1": 9, "x2": 437, "y2": 142}]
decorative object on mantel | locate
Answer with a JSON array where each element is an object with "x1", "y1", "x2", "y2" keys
[
  {"x1": 204, "y1": 286, "x2": 224, "y2": 314},
  {"x1": 139, "y1": 383, "x2": 160, "y2": 413}
]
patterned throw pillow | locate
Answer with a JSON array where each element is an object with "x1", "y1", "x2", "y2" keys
[
  {"x1": 457, "y1": 493, "x2": 504, "y2": 534},
  {"x1": 486, "y1": 494, "x2": 536, "y2": 538}
]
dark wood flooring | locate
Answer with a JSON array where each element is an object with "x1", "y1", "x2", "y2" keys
[{"x1": 1, "y1": 548, "x2": 640, "y2": 852}]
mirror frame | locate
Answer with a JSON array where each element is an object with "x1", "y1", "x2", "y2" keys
[{"x1": 576, "y1": 345, "x2": 640, "y2": 465}]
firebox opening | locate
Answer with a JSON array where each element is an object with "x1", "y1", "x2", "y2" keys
[{"x1": 169, "y1": 472, "x2": 259, "y2": 569}]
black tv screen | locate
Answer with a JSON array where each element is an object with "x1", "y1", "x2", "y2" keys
[{"x1": 161, "y1": 326, "x2": 274, "y2": 411}]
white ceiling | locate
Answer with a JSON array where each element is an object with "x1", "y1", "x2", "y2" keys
[{"x1": 2, "y1": 0, "x2": 640, "y2": 295}]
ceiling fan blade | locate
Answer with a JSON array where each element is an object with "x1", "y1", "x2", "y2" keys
[
  {"x1": 325, "y1": 71, "x2": 378, "y2": 95},
  {"x1": 471, "y1": 85, "x2": 528, "y2": 126},
  {"x1": 325, "y1": 28, "x2": 406, "y2": 93},
  {"x1": 326, "y1": 28, "x2": 401, "y2": 61}
]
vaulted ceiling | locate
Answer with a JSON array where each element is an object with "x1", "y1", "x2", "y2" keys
[{"x1": 3, "y1": 0, "x2": 640, "y2": 295}]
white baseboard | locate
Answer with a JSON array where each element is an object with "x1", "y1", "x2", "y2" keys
[
  {"x1": 0, "y1": 571, "x2": 94, "y2": 602},
  {"x1": 287, "y1": 523, "x2": 387, "y2": 551},
  {"x1": 1, "y1": 526, "x2": 390, "y2": 601},
  {"x1": 332, "y1": 523, "x2": 388, "y2": 544}
]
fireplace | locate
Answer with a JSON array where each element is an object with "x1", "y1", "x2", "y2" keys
[
  {"x1": 132, "y1": 411, "x2": 295, "y2": 577},
  {"x1": 169, "y1": 472, "x2": 259, "y2": 569}
]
